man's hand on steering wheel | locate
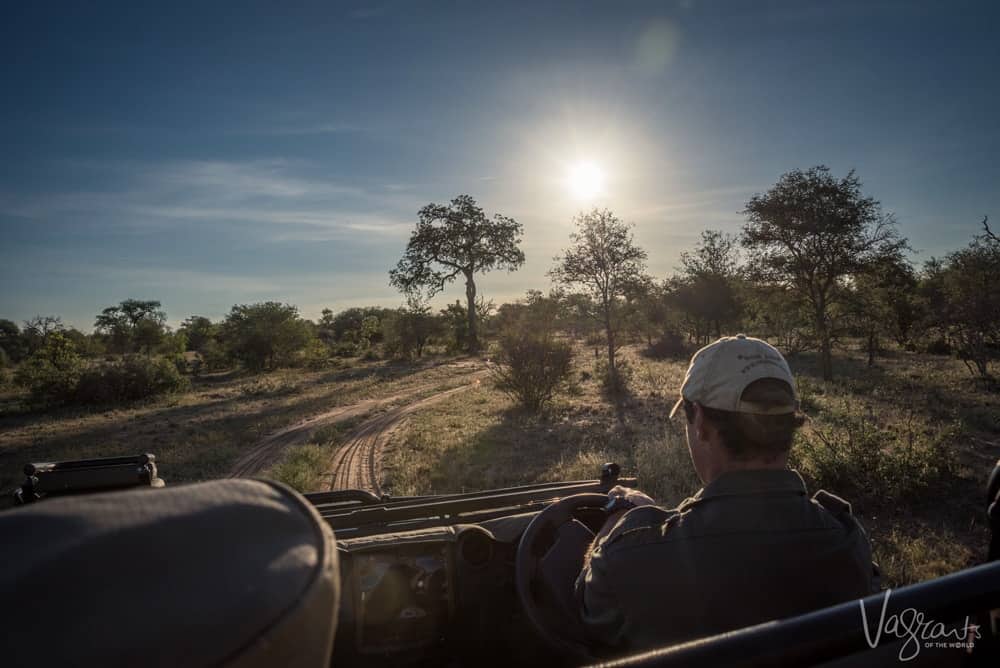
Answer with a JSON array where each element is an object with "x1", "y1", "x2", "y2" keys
[{"x1": 596, "y1": 486, "x2": 656, "y2": 542}]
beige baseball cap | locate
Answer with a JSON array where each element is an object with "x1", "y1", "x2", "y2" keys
[{"x1": 669, "y1": 334, "x2": 799, "y2": 418}]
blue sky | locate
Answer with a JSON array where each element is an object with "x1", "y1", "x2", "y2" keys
[{"x1": 1, "y1": 0, "x2": 998, "y2": 330}]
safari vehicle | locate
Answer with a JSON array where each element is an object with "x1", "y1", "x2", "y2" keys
[{"x1": 3, "y1": 455, "x2": 999, "y2": 667}]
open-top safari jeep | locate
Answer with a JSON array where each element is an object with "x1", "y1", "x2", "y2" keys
[{"x1": 2, "y1": 455, "x2": 999, "y2": 667}]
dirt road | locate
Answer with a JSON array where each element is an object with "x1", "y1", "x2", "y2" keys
[
  {"x1": 325, "y1": 383, "x2": 475, "y2": 494},
  {"x1": 228, "y1": 362, "x2": 486, "y2": 483}
]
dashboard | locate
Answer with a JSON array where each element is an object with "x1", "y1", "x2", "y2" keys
[
  {"x1": 354, "y1": 542, "x2": 451, "y2": 649},
  {"x1": 331, "y1": 520, "x2": 528, "y2": 666}
]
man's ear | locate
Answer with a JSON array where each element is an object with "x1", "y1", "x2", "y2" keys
[{"x1": 691, "y1": 402, "x2": 705, "y2": 440}]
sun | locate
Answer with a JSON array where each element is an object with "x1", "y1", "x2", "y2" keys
[{"x1": 567, "y1": 161, "x2": 605, "y2": 200}]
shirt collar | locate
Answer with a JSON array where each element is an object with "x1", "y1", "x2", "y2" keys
[{"x1": 695, "y1": 468, "x2": 807, "y2": 501}]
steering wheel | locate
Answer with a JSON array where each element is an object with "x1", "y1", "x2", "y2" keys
[{"x1": 515, "y1": 493, "x2": 608, "y2": 664}]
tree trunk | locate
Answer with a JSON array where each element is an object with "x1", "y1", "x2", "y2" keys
[
  {"x1": 604, "y1": 303, "x2": 616, "y2": 376},
  {"x1": 867, "y1": 332, "x2": 876, "y2": 367},
  {"x1": 465, "y1": 273, "x2": 479, "y2": 353},
  {"x1": 816, "y1": 312, "x2": 833, "y2": 381}
]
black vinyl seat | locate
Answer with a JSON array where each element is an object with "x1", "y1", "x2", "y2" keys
[{"x1": 0, "y1": 478, "x2": 340, "y2": 668}]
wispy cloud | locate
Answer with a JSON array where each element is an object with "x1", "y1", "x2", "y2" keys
[
  {"x1": 622, "y1": 185, "x2": 756, "y2": 220},
  {"x1": 1, "y1": 159, "x2": 416, "y2": 239}
]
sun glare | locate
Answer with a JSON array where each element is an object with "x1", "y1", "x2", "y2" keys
[{"x1": 567, "y1": 161, "x2": 605, "y2": 200}]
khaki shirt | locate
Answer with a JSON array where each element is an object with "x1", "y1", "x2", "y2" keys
[{"x1": 576, "y1": 469, "x2": 876, "y2": 654}]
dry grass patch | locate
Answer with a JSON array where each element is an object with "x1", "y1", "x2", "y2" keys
[
  {"x1": 0, "y1": 355, "x2": 471, "y2": 497},
  {"x1": 383, "y1": 345, "x2": 997, "y2": 587},
  {"x1": 381, "y1": 349, "x2": 699, "y2": 503}
]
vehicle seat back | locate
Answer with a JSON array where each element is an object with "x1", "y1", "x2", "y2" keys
[{"x1": 0, "y1": 478, "x2": 339, "y2": 668}]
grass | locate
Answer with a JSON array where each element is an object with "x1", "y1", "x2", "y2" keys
[
  {"x1": 382, "y1": 348, "x2": 699, "y2": 502},
  {"x1": 3, "y1": 339, "x2": 997, "y2": 588},
  {"x1": 382, "y1": 343, "x2": 999, "y2": 587},
  {"x1": 267, "y1": 443, "x2": 330, "y2": 492},
  {"x1": 263, "y1": 419, "x2": 365, "y2": 493},
  {"x1": 0, "y1": 354, "x2": 470, "y2": 500}
]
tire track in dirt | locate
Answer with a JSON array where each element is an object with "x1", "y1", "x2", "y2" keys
[
  {"x1": 228, "y1": 363, "x2": 484, "y2": 478},
  {"x1": 326, "y1": 381, "x2": 480, "y2": 493}
]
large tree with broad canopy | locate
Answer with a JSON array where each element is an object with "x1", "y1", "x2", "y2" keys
[{"x1": 390, "y1": 195, "x2": 524, "y2": 352}]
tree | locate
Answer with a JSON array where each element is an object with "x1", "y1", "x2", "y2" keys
[
  {"x1": 844, "y1": 254, "x2": 917, "y2": 366},
  {"x1": 560, "y1": 292, "x2": 601, "y2": 341},
  {"x1": 743, "y1": 284, "x2": 812, "y2": 355},
  {"x1": 626, "y1": 280, "x2": 685, "y2": 350},
  {"x1": 390, "y1": 195, "x2": 524, "y2": 352},
  {"x1": 921, "y1": 219, "x2": 1000, "y2": 380},
  {"x1": 550, "y1": 209, "x2": 648, "y2": 393},
  {"x1": 22, "y1": 316, "x2": 65, "y2": 354},
  {"x1": 179, "y1": 316, "x2": 219, "y2": 352},
  {"x1": 677, "y1": 230, "x2": 743, "y2": 341},
  {"x1": 220, "y1": 302, "x2": 311, "y2": 371},
  {"x1": 0, "y1": 319, "x2": 28, "y2": 364},
  {"x1": 742, "y1": 166, "x2": 906, "y2": 380},
  {"x1": 383, "y1": 299, "x2": 443, "y2": 359},
  {"x1": 179, "y1": 315, "x2": 229, "y2": 371},
  {"x1": 321, "y1": 307, "x2": 391, "y2": 345},
  {"x1": 94, "y1": 299, "x2": 167, "y2": 355}
]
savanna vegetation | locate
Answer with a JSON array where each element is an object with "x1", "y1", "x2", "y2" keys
[{"x1": 1, "y1": 168, "x2": 997, "y2": 588}]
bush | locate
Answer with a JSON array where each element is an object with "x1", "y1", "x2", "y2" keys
[
  {"x1": 73, "y1": 357, "x2": 190, "y2": 405},
  {"x1": 645, "y1": 331, "x2": 688, "y2": 359},
  {"x1": 790, "y1": 408, "x2": 955, "y2": 504},
  {"x1": 299, "y1": 339, "x2": 333, "y2": 369},
  {"x1": 220, "y1": 302, "x2": 312, "y2": 371},
  {"x1": 14, "y1": 333, "x2": 84, "y2": 405},
  {"x1": 923, "y1": 337, "x2": 952, "y2": 356},
  {"x1": 330, "y1": 341, "x2": 359, "y2": 358},
  {"x1": 491, "y1": 331, "x2": 573, "y2": 412},
  {"x1": 597, "y1": 357, "x2": 634, "y2": 397},
  {"x1": 239, "y1": 377, "x2": 299, "y2": 398},
  {"x1": 198, "y1": 339, "x2": 229, "y2": 371},
  {"x1": 382, "y1": 306, "x2": 442, "y2": 360}
]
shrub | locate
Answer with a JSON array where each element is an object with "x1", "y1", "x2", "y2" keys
[
  {"x1": 382, "y1": 305, "x2": 442, "y2": 359},
  {"x1": 198, "y1": 339, "x2": 230, "y2": 371},
  {"x1": 220, "y1": 302, "x2": 312, "y2": 371},
  {"x1": 239, "y1": 377, "x2": 299, "y2": 398},
  {"x1": 169, "y1": 353, "x2": 188, "y2": 375},
  {"x1": 597, "y1": 357, "x2": 634, "y2": 397},
  {"x1": 330, "y1": 341, "x2": 359, "y2": 358},
  {"x1": 923, "y1": 337, "x2": 952, "y2": 356},
  {"x1": 14, "y1": 333, "x2": 84, "y2": 405},
  {"x1": 491, "y1": 331, "x2": 573, "y2": 412},
  {"x1": 299, "y1": 339, "x2": 333, "y2": 369},
  {"x1": 73, "y1": 356, "x2": 189, "y2": 404},
  {"x1": 790, "y1": 407, "x2": 955, "y2": 504},
  {"x1": 645, "y1": 331, "x2": 688, "y2": 359}
]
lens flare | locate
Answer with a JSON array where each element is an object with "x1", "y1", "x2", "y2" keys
[{"x1": 567, "y1": 161, "x2": 605, "y2": 200}]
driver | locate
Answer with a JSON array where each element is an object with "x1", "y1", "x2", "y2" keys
[{"x1": 576, "y1": 334, "x2": 878, "y2": 653}]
